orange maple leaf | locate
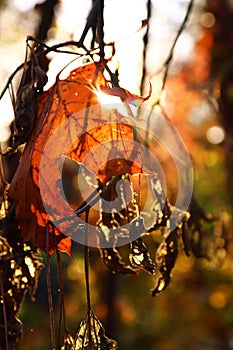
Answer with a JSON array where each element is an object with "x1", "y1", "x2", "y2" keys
[{"x1": 9, "y1": 62, "x2": 151, "y2": 255}]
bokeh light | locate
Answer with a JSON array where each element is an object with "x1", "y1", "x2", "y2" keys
[{"x1": 206, "y1": 125, "x2": 225, "y2": 144}]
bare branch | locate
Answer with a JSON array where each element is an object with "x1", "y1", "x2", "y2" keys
[
  {"x1": 0, "y1": 39, "x2": 95, "y2": 101},
  {"x1": 140, "y1": 0, "x2": 152, "y2": 95},
  {"x1": 161, "y1": 0, "x2": 194, "y2": 91}
]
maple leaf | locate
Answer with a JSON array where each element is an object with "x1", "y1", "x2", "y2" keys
[{"x1": 9, "y1": 61, "x2": 150, "y2": 255}]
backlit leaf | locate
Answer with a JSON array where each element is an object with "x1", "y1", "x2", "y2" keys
[
  {"x1": 152, "y1": 228, "x2": 178, "y2": 296},
  {"x1": 129, "y1": 217, "x2": 156, "y2": 275},
  {"x1": 75, "y1": 309, "x2": 118, "y2": 350},
  {"x1": 100, "y1": 247, "x2": 137, "y2": 275},
  {"x1": 9, "y1": 61, "x2": 152, "y2": 255}
]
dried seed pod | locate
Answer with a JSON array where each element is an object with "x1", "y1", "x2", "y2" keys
[
  {"x1": 34, "y1": 66, "x2": 48, "y2": 92},
  {"x1": 11, "y1": 65, "x2": 48, "y2": 149},
  {"x1": 12, "y1": 82, "x2": 37, "y2": 147}
]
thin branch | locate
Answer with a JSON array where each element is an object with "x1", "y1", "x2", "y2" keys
[
  {"x1": 35, "y1": 0, "x2": 59, "y2": 42},
  {"x1": 54, "y1": 232, "x2": 68, "y2": 347},
  {"x1": 84, "y1": 209, "x2": 93, "y2": 349},
  {"x1": 53, "y1": 174, "x2": 123, "y2": 226},
  {"x1": 0, "y1": 39, "x2": 91, "y2": 101},
  {"x1": 140, "y1": 0, "x2": 151, "y2": 95},
  {"x1": 79, "y1": 0, "x2": 101, "y2": 45},
  {"x1": 46, "y1": 224, "x2": 56, "y2": 350},
  {"x1": 0, "y1": 271, "x2": 9, "y2": 350},
  {"x1": 145, "y1": 0, "x2": 194, "y2": 113},
  {"x1": 161, "y1": 0, "x2": 194, "y2": 91},
  {"x1": 97, "y1": 0, "x2": 105, "y2": 59},
  {"x1": 90, "y1": 1, "x2": 97, "y2": 49},
  {"x1": 85, "y1": 245, "x2": 91, "y2": 313}
]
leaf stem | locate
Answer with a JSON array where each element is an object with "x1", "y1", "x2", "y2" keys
[
  {"x1": 0, "y1": 271, "x2": 9, "y2": 350},
  {"x1": 84, "y1": 209, "x2": 93, "y2": 348},
  {"x1": 46, "y1": 224, "x2": 56, "y2": 350},
  {"x1": 54, "y1": 229, "x2": 68, "y2": 347}
]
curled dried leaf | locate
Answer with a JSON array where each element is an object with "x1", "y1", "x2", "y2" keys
[
  {"x1": 100, "y1": 247, "x2": 137, "y2": 275},
  {"x1": 61, "y1": 334, "x2": 75, "y2": 350},
  {"x1": 12, "y1": 81, "x2": 38, "y2": 147},
  {"x1": 0, "y1": 207, "x2": 43, "y2": 345},
  {"x1": 129, "y1": 238, "x2": 156, "y2": 275},
  {"x1": 9, "y1": 47, "x2": 48, "y2": 151},
  {"x1": 100, "y1": 82, "x2": 152, "y2": 106},
  {"x1": 152, "y1": 229, "x2": 178, "y2": 296},
  {"x1": 129, "y1": 217, "x2": 156, "y2": 275},
  {"x1": 75, "y1": 309, "x2": 118, "y2": 350},
  {"x1": 181, "y1": 214, "x2": 192, "y2": 257}
]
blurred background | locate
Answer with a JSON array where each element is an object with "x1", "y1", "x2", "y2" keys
[{"x1": 1, "y1": 0, "x2": 233, "y2": 349}]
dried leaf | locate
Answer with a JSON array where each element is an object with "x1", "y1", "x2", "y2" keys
[
  {"x1": 61, "y1": 334, "x2": 75, "y2": 350},
  {"x1": 96, "y1": 174, "x2": 139, "y2": 249},
  {"x1": 12, "y1": 82, "x2": 38, "y2": 147},
  {"x1": 0, "y1": 207, "x2": 43, "y2": 344},
  {"x1": 100, "y1": 82, "x2": 152, "y2": 106},
  {"x1": 181, "y1": 214, "x2": 192, "y2": 257},
  {"x1": 129, "y1": 238, "x2": 156, "y2": 275},
  {"x1": 9, "y1": 61, "x2": 150, "y2": 255},
  {"x1": 100, "y1": 246, "x2": 137, "y2": 275},
  {"x1": 187, "y1": 197, "x2": 217, "y2": 258},
  {"x1": 9, "y1": 62, "x2": 106, "y2": 254},
  {"x1": 129, "y1": 217, "x2": 156, "y2": 275},
  {"x1": 10, "y1": 48, "x2": 48, "y2": 150},
  {"x1": 75, "y1": 309, "x2": 118, "y2": 350},
  {"x1": 152, "y1": 228, "x2": 178, "y2": 296}
]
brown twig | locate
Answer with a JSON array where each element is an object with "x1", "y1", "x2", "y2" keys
[
  {"x1": 140, "y1": 0, "x2": 151, "y2": 95},
  {"x1": 160, "y1": 0, "x2": 194, "y2": 91},
  {"x1": 0, "y1": 271, "x2": 9, "y2": 350},
  {"x1": 0, "y1": 38, "x2": 93, "y2": 101},
  {"x1": 46, "y1": 224, "x2": 56, "y2": 350}
]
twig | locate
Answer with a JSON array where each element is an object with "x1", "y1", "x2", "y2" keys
[
  {"x1": 54, "y1": 230, "x2": 68, "y2": 347},
  {"x1": 0, "y1": 271, "x2": 9, "y2": 350},
  {"x1": 0, "y1": 38, "x2": 93, "y2": 101},
  {"x1": 53, "y1": 174, "x2": 123, "y2": 226},
  {"x1": 79, "y1": 0, "x2": 101, "y2": 46},
  {"x1": 97, "y1": 0, "x2": 105, "y2": 59},
  {"x1": 140, "y1": 0, "x2": 151, "y2": 95},
  {"x1": 146, "y1": 0, "x2": 194, "y2": 112},
  {"x1": 83, "y1": 209, "x2": 93, "y2": 349},
  {"x1": 46, "y1": 224, "x2": 56, "y2": 350},
  {"x1": 35, "y1": 0, "x2": 59, "y2": 42},
  {"x1": 161, "y1": 0, "x2": 194, "y2": 91}
]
